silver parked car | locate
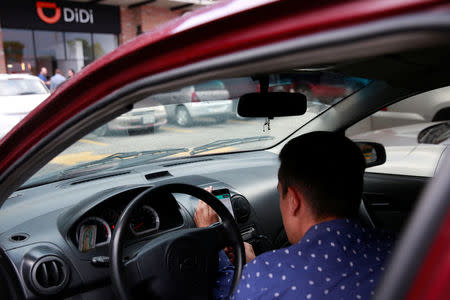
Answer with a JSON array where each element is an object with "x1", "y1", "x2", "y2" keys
[{"x1": 153, "y1": 80, "x2": 233, "y2": 126}]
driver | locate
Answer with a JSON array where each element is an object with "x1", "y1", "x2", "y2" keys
[{"x1": 194, "y1": 131, "x2": 394, "y2": 300}]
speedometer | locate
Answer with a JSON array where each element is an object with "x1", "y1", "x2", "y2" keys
[
  {"x1": 100, "y1": 207, "x2": 119, "y2": 229},
  {"x1": 129, "y1": 205, "x2": 160, "y2": 236},
  {"x1": 75, "y1": 216, "x2": 111, "y2": 252}
]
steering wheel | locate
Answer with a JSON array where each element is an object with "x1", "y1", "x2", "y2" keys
[{"x1": 110, "y1": 183, "x2": 245, "y2": 299}]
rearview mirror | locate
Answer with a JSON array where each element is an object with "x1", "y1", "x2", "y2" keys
[
  {"x1": 355, "y1": 141, "x2": 386, "y2": 168},
  {"x1": 237, "y1": 92, "x2": 307, "y2": 118}
]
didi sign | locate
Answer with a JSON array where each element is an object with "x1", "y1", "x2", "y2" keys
[{"x1": 36, "y1": 1, "x2": 62, "y2": 24}]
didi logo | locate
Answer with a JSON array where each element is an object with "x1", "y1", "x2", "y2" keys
[{"x1": 36, "y1": 2, "x2": 61, "y2": 24}]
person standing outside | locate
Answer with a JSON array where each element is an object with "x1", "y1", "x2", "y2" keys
[
  {"x1": 67, "y1": 69, "x2": 75, "y2": 79},
  {"x1": 195, "y1": 132, "x2": 394, "y2": 300},
  {"x1": 37, "y1": 67, "x2": 50, "y2": 89},
  {"x1": 50, "y1": 69, "x2": 66, "y2": 92}
]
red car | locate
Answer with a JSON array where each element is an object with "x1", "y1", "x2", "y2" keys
[
  {"x1": 0, "y1": 1, "x2": 449, "y2": 299},
  {"x1": 267, "y1": 73, "x2": 368, "y2": 105}
]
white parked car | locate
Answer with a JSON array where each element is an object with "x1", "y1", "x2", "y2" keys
[
  {"x1": 349, "y1": 86, "x2": 450, "y2": 135},
  {"x1": 387, "y1": 86, "x2": 450, "y2": 121},
  {"x1": 351, "y1": 121, "x2": 450, "y2": 177},
  {"x1": 93, "y1": 98, "x2": 168, "y2": 136},
  {"x1": 0, "y1": 74, "x2": 50, "y2": 138}
]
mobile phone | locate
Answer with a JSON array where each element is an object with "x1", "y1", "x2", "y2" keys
[{"x1": 212, "y1": 188, "x2": 235, "y2": 218}]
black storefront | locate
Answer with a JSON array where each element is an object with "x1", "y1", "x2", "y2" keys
[{"x1": 0, "y1": 0, "x2": 121, "y2": 76}]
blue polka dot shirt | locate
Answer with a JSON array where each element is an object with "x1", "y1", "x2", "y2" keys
[{"x1": 214, "y1": 219, "x2": 394, "y2": 300}]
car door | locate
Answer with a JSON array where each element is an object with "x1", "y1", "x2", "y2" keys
[{"x1": 373, "y1": 151, "x2": 450, "y2": 300}]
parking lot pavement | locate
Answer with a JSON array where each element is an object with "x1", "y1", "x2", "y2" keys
[{"x1": 36, "y1": 116, "x2": 303, "y2": 176}]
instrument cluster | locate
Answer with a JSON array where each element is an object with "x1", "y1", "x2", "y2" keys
[{"x1": 71, "y1": 190, "x2": 183, "y2": 253}]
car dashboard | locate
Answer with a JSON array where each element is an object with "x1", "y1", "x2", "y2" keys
[
  {"x1": 0, "y1": 151, "x2": 283, "y2": 299},
  {"x1": 0, "y1": 148, "x2": 428, "y2": 299}
]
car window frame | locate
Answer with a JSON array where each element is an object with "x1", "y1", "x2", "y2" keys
[{"x1": 1, "y1": 9, "x2": 450, "y2": 208}]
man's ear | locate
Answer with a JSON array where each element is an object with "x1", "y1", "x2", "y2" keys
[{"x1": 287, "y1": 186, "x2": 302, "y2": 216}]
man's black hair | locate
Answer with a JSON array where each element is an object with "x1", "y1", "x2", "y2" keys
[{"x1": 278, "y1": 131, "x2": 365, "y2": 219}]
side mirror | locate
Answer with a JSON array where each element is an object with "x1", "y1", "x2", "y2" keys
[
  {"x1": 355, "y1": 141, "x2": 386, "y2": 168},
  {"x1": 237, "y1": 92, "x2": 307, "y2": 118}
]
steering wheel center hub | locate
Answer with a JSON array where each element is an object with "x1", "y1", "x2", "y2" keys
[{"x1": 167, "y1": 239, "x2": 210, "y2": 275}]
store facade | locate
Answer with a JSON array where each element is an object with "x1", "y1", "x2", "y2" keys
[{"x1": 0, "y1": 0, "x2": 120, "y2": 76}]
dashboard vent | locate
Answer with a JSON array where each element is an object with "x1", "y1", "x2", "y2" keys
[
  {"x1": 9, "y1": 233, "x2": 29, "y2": 242},
  {"x1": 31, "y1": 256, "x2": 69, "y2": 295},
  {"x1": 161, "y1": 158, "x2": 213, "y2": 167},
  {"x1": 145, "y1": 170, "x2": 172, "y2": 181},
  {"x1": 231, "y1": 195, "x2": 251, "y2": 224}
]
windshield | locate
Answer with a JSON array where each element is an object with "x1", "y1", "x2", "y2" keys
[
  {"x1": 0, "y1": 78, "x2": 48, "y2": 96},
  {"x1": 24, "y1": 72, "x2": 370, "y2": 188}
]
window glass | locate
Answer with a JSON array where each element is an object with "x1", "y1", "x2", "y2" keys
[
  {"x1": 65, "y1": 32, "x2": 93, "y2": 62},
  {"x1": 34, "y1": 30, "x2": 65, "y2": 60},
  {"x1": 25, "y1": 72, "x2": 370, "y2": 187},
  {"x1": 2, "y1": 29, "x2": 36, "y2": 74},
  {"x1": 58, "y1": 60, "x2": 80, "y2": 76},
  {"x1": 195, "y1": 80, "x2": 226, "y2": 91},
  {"x1": 93, "y1": 33, "x2": 118, "y2": 59},
  {"x1": 274, "y1": 73, "x2": 370, "y2": 105},
  {"x1": 347, "y1": 86, "x2": 450, "y2": 176}
]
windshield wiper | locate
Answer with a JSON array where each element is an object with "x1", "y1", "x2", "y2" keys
[
  {"x1": 62, "y1": 148, "x2": 189, "y2": 175},
  {"x1": 115, "y1": 148, "x2": 190, "y2": 169},
  {"x1": 21, "y1": 148, "x2": 189, "y2": 189},
  {"x1": 190, "y1": 136, "x2": 275, "y2": 155}
]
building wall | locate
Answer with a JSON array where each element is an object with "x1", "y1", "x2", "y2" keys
[
  {"x1": 120, "y1": 4, "x2": 182, "y2": 44},
  {"x1": 0, "y1": 24, "x2": 6, "y2": 73},
  {"x1": 140, "y1": 5, "x2": 181, "y2": 33},
  {"x1": 119, "y1": 6, "x2": 139, "y2": 44}
]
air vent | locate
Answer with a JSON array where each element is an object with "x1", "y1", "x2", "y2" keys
[
  {"x1": 145, "y1": 170, "x2": 172, "y2": 181},
  {"x1": 231, "y1": 195, "x2": 251, "y2": 223},
  {"x1": 9, "y1": 233, "x2": 29, "y2": 242},
  {"x1": 31, "y1": 256, "x2": 69, "y2": 295},
  {"x1": 162, "y1": 158, "x2": 213, "y2": 167}
]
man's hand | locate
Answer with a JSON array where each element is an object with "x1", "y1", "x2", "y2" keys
[
  {"x1": 194, "y1": 187, "x2": 219, "y2": 228},
  {"x1": 244, "y1": 242, "x2": 256, "y2": 263},
  {"x1": 224, "y1": 242, "x2": 256, "y2": 264},
  {"x1": 194, "y1": 200, "x2": 219, "y2": 227},
  {"x1": 194, "y1": 187, "x2": 256, "y2": 264},
  {"x1": 224, "y1": 246, "x2": 235, "y2": 264}
]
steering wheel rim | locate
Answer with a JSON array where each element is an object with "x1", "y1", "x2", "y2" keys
[{"x1": 110, "y1": 183, "x2": 245, "y2": 299}]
